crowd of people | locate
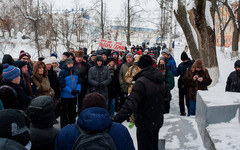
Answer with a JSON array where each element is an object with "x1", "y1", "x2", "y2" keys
[{"x1": 0, "y1": 45, "x2": 239, "y2": 150}]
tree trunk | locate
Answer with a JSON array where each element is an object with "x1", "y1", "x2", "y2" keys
[
  {"x1": 220, "y1": 30, "x2": 225, "y2": 52},
  {"x1": 34, "y1": 21, "x2": 41, "y2": 57},
  {"x1": 168, "y1": 0, "x2": 173, "y2": 53},
  {"x1": 174, "y1": 1, "x2": 199, "y2": 60},
  {"x1": 101, "y1": 0, "x2": 104, "y2": 39},
  {"x1": 127, "y1": 0, "x2": 131, "y2": 46},
  {"x1": 231, "y1": 29, "x2": 239, "y2": 57}
]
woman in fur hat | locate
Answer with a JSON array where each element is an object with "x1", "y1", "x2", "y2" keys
[
  {"x1": 183, "y1": 59, "x2": 212, "y2": 115},
  {"x1": 32, "y1": 61, "x2": 55, "y2": 97}
]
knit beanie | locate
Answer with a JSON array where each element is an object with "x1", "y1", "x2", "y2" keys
[
  {"x1": 63, "y1": 52, "x2": 70, "y2": 58},
  {"x1": 43, "y1": 58, "x2": 52, "y2": 65},
  {"x1": 82, "y1": 93, "x2": 106, "y2": 111},
  {"x1": 50, "y1": 52, "x2": 58, "y2": 58},
  {"x1": 181, "y1": 51, "x2": 189, "y2": 61},
  {"x1": 234, "y1": 60, "x2": 240, "y2": 68},
  {"x1": 2, "y1": 54, "x2": 14, "y2": 65},
  {"x1": 19, "y1": 50, "x2": 30, "y2": 60},
  {"x1": 50, "y1": 56, "x2": 58, "y2": 63},
  {"x1": 112, "y1": 52, "x2": 119, "y2": 56},
  {"x1": 65, "y1": 58, "x2": 74, "y2": 65},
  {"x1": 137, "y1": 55, "x2": 153, "y2": 69},
  {"x1": 0, "y1": 109, "x2": 30, "y2": 146},
  {"x1": 2, "y1": 64, "x2": 21, "y2": 81},
  {"x1": 38, "y1": 57, "x2": 45, "y2": 61},
  {"x1": 126, "y1": 53, "x2": 134, "y2": 59},
  {"x1": 14, "y1": 60, "x2": 27, "y2": 70},
  {"x1": 161, "y1": 48, "x2": 170, "y2": 55}
]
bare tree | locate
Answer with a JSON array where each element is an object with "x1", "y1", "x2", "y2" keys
[
  {"x1": 219, "y1": 0, "x2": 239, "y2": 57},
  {"x1": 175, "y1": 0, "x2": 219, "y2": 85},
  {"x1": 12, "y1": 0, "x2": 45, "y2": 57}
]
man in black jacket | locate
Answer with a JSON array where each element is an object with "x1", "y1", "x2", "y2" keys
[
  {"x1": 226, "y1": 60, "x2": 240, "y2": 92},
  {"x1": 114, "y1": 55, "x2": 167, "y2": 150},
  {"x1": 177, "y1": 52, "x2": 194, "y2": 116}
]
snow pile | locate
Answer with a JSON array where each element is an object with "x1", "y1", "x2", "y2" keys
[{"x1": 206, "y1": 109, "x2": 240, "y2": 150}]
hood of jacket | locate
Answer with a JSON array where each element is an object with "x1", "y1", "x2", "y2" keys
[
  {"x1": 133, "y1": 66, "x2": 164, "y2": 84},
  {"x1": 28, "y1": 96, "x2": 55, "y2": 128},
  {"x1": 77, "y1": 107, "x2": 112, "y2": 132},
  {"x1": 0, "y1": 138, "x2": 27, "y2": 150}
]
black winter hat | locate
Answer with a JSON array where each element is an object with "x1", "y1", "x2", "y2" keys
[
  {"x1": 234, "y1": 60, "x2": 240, "y2": 68},
  {"x1": 108, "y1": 57, "x2": 115, "y2": 63},
  {"x1": 14, "y1": 60, "x2": 27, "y2": 70},
  {"x1": 28, "y1": 96, "x2": 55, "y2": 128},
  {"x1": 2, "y1": 54, "x2": 14, "y2": 65},
  {"x1": 95, "y1": 55, "x2": 103, "y2": 62},
  {"x1": 181, "y1": 51, "x2": 189, "y2": 61},
  {"x1": 38, "y1": 57, "x2": 45, "y2": 61},
  {"x1": 0, "y1": 109, "x2": 30, "y2": 146},
  {"x1": 137, "y1": 55, "x2": 153, "y2": 69},
  {"x1": 63, "y1": 52, "x2": 70, "y2": 58},
  {"x1": 82, "y1": 93, "x2": 106, "y2": 111}
]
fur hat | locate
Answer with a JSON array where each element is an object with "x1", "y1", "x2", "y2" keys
[
  {"x1": 137, "y1": 55, "x2": 153, "y2": 69},
  {"x1": 95, "y1": 55, "x2": 103, "y2": 62},
  {"x1": 19, "y1": 50, "x2": 30, "y2": 60},
  {"x1": 75, "y1": 50, "x2": 84, "y2": 57},
  {"x1": 126, "y1": 53, "x2": 134, "y2": 59},
  {"x1": 0, "y1": 109, "x2": 30, "y2": 146},
  {"x1": 2, "y1": 64, "x2": 21, "y2": 81},
  {"x1": 108, "y1": 57, "x2": 115, "y2": 63},
  {"x1": 65, "y1": 58, "x2": 74, "y2": 65},
  {"x1": 191, "y1": 59, "x2": 205, "y2": 72},
  {"x1": 2, "y1": 54, "x2": 14, "y2": 65},
  {"x1": 181, "y1": 51, "x2": 189, "y2": 61},
  {"x1": 82, "y1": 93, "x2": 106, "y2": 111},
  {"x1": 234, "y1": 60, "x2": 240, "y2": 68},
  {"x1": 161, "y1": 48, "x2": 170, "y2": 55}
]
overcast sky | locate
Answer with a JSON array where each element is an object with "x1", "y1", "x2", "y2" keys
[{"x1": 52, "y1": 0, "x2": 160, "y2": 28}]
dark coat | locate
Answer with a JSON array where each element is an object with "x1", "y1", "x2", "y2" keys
[
  {"x1": 20, "y1": 74, "x2": 38, "y2": 103},
  {"x1": 54, "y1": 107, "x2": 135, "y2": 150},
  {"x1": 107, "y1": 64, "x2": 118, "y2": 99},
  {"x1": 88, "y1": 59, "x2": 111, "y2": 99},
  {"x1": 183, "y1": 68, "x2": 212, "y2": 100},
  {"x1": 177, "y1": 59, "x2": 194, "y2": 88},
  {"x1": 28, "y1": 96, "x2": 59, "y2": 150},
  {"x1": 114, "y1": 66, "x2": 167, "y2": 130},
  {"x1": 48, "y1": 67, "x2": 60, "y2": 99},
  {"x1": 73, "y1": 60, "x2": 90, "y2": 93},
  {"x1": 226, "y1": 70, "x2": 240, "y2": 92},
  {"x1": 0, "y1": 80, "x2": 29, "y2": 110}
]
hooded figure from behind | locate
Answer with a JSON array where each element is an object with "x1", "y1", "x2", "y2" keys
[
  {"x1": 54, "y1": 93, "x2": 135, "y2": 150},
  {"x1": 28, "y1": 96, "x2": 59, "y2": 150},
  {"x1": 0, "y1": 109, "x2": 31, "y2": 150},
  {"x1": 88, "y1": 55, "x2": 111, "y2": 99}
]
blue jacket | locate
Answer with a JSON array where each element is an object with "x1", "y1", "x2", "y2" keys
[
  {"x1": 59, "y1": 65, "x2": 81, "y2": 98},
  {"x1": 54, "y1": 107, "x2": 135, "y2": 150},
  {"x1": 167, "y1": 56, "x2": 178, "y2": 76}
]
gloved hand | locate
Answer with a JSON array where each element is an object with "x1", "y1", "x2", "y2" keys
[{"x1": 71, "y1": 90, "x2": 80, "y2": 96}]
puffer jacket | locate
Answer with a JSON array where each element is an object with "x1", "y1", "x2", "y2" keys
[
  {"x1": 28, "y1": 96, "x2": 59, "y2": 150},
  {"x1": 59, "y1": 65, "x2": 81, "y2": 98},
  {"x1": 54, "y1": 107, "x2": 135, "y2": 150}
]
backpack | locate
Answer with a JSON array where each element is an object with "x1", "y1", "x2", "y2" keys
[{"x1": 72, "y1": 124, "x2": 117, "y2": 150}]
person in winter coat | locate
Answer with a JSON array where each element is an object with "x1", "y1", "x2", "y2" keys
[
  {"x1": 59, "y1": 52, "x2": 70, "y2": 69},
  {"x1": 114, "y1": 55, "x2": 167, "y2": 150},
  {"x1": 74, "y1": 50, "x2": 90, "y2": 113},
  {"x1": 54, "y1": 93, "x2": 135, "y2": 150},
  {"x1": 102, "y1": 52, "x2": 109, "y2": 66},
  {"x1": 32, "y1": 61, "x2": 55, "y2": 97},
  {"x1": 0, "y1": 64, "x2": 29, "y2": 110},
  {"x1": 177, "y1": 52, "x2": 194, "y2": 116},
  {"x1": 226, "y1": 60, "x2": 240, "y2": 92},
  {"x1": 51, "y1": 56, "x2": 61, "y2": 77},
  {"x1": 59, "y1": 58, "x2": 81, "y2": 128},
  {"x1": 88, "y1": 55, "x2": 111, "y2": 99},
  {"x1": 19, "y1": 50, "x2": 33, "y2": 76},
  {"x1": 88, "y1": 53, "x2": 96, "y2": 68},
  {"x1": 118, "y1": 53, "x2": 134, "y2": 109},
  {"x1": 2, "y1": 54, "x2": 15, "y2": 65},
  {"x1": 161, "y1": 48, "x2": 178, "y2": 76},
  {"x1": 14, "y1": 60, "x2": 38, "y2": 103},
  {"x1": 157, "y1": 57, "x2": 174, "y2": 114},
  {"x1": 183, "y1": 59, "x2": 212, "y2": 116},
  {"x1": 0, "y1": 109, "x2": 31, "y2": 150},
  {"x1": 43, "y1": 58, "x2": 60, "y2": 101},
  {"x1": 28, "y1": 96, "x2": 59, "y2": 150},
  {"x1": 112, "y1": 51, "x2": 122, "y2": 67},
  {"x1": 106, "y1": 57, "x2": 118, "y2": 115}
]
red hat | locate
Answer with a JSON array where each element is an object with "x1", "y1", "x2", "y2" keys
[{"x1": 19, "y1": 50, "x2": 30, "y2": 60}]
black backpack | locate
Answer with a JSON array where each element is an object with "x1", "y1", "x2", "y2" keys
[{"x1": 72, "y1": 124, "x2": 117, "y2": 150}]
